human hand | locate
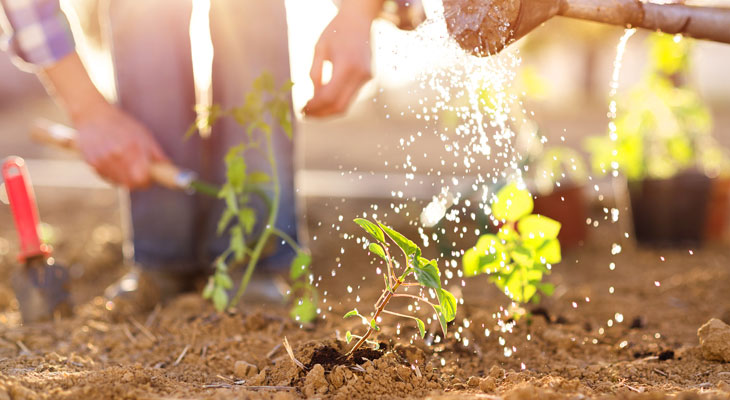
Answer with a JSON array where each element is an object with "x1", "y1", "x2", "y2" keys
[
  {"x1": 73, "y1": 101, "x2": 168, "y2": 189},
  {"x1": 303, "y1": 1, "x2": 381, "y2": 117}
]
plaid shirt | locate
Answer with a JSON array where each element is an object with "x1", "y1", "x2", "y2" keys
[{"x1": 0, "y1": 0, "x2": 75, "y2": 67}]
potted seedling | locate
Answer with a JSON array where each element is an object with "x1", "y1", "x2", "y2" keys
[
  {"x1": 586, "y1": 33, "x2": 730, "y2": 246},
  {"x1": 343, "y1": 218, "x2": 457, "y2": 354},
  {"x1": 462, "y1": 183, "x2": 561, "y2": 314},
  {"x1": 191, "y1": 73, "x2": 318, "y2": 322},
  {"x1": 529, "y1": 146, "x2": 589, "y2": 248}
]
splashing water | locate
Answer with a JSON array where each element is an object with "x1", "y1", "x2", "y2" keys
[{"x1": 607, "y1": 29, "x2": 637, "y2": 167}]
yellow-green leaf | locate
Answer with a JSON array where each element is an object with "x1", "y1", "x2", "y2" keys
[
  {"x1": 377, "y1": 221, "x2": 419, "y2": 259},
  {"x1": 290, "y1": 252, "x2": 312, "y2": 280},
  {"x1": 463, "y1": 234, "x2": 504, "y2": 277},
  {"x1": 212, "y1": 287, "x2": 228, "y2": 311},
  {"x1": 368, "y1": 243, "x2": 387, "y2": 261},
  {"x1": 437, "y1": 288, "x2": 457, "y2": 322},
  {"x1": 415, "y1": 318, "x2": 426, "y2": 338},
  {"x1": 492, "y1": 183, "x2": 534, "y2": 222},
  {"x1": 537, "y1": 238, "x2": 562, "y2": 264},
  {"x1": 290, "y1": 297, "x2": 317, "y2": 323},
  {"x1": 354, "y1": 218, "x2": 385, "y2": 243},
  {"x1": 518, "y1": 214, "x2": 561, "y2": 240}
]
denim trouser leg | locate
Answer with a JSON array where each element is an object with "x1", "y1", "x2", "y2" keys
[
  {"x1": 205, "y1": 0, "x2": 297, "y2": 270},
  {"x1": 109, "y1": 0, "x2": 297, "y2": 273}
]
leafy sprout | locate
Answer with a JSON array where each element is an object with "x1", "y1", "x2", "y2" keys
[
  {"x1": 343, "y1": 218, "x2": 457, "y2": 355},
  {"x1": 197, "y1": 72, "x2": 317, "y2": 322},
  {"x1": 463, "y1": 183, "x2": 561, "y2": 305}
]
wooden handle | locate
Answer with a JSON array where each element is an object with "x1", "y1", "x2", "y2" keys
[
  {"x1": 30, "y1": 120, "x2": 190, "y2": 191},
  {"x1": 559, "y1": 0, "x2": 730, "y2": 45}
]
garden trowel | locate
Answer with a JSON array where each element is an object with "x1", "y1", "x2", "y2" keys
[
  {"x1": 30, "y1": 120, "x2": 219, "y2": 196},
  {"x1": 2, "y1": 156, "x2": 72, "y2": 322}
]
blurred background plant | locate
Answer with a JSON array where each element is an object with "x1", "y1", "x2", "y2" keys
[{"x1": 586, "y1": 33, "x2": 730, "y2": 181}]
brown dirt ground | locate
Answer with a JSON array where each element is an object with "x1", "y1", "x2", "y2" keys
[{"x1": 0, "y1": 192, "x2": 729, "y2": 400}]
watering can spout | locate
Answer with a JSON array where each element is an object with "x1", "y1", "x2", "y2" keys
[{"x1": 444, "y1": 0, "x2": 730, "y2": 56}]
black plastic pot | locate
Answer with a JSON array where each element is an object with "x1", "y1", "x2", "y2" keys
[{"x1": 628, "y1": 171, "x2": 712, "y2": 246}]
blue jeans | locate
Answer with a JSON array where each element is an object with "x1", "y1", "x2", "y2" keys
[{"x1": 108, "y1": 0, "x2": 297, "y2": 273}]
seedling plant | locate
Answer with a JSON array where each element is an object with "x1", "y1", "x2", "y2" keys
[
  {"x1": 195, "y1": 72, "x2": 317, "y2": 322},
  {"x1": 463, "y1": 183, "x2": 561, "y2": 306},
  {"x1": 344, "y1": 218, "x2": 457, "y2": 355}
]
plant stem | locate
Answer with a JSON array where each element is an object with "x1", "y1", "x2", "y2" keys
[
  {"x1": 271, "y1": 227, "x2": 301, "y2": 253},
  {"x1": 383, "y1": 245, "x2": 395, "y2": 289},
  {"x1": 231, "y1": 132, "x2": 280, "y2": 307},
  {"x1": 391, "y1": 293, "x2": 436, "y2": 307},
  {"x1": 347, "y1": 279, "x2": 402, "y2": 356},
  {"x1": 382, "y1": 309, "x2": 422, "y2": 321}
]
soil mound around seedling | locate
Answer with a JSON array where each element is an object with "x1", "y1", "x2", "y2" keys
[
  {"x1": 306, "y1": 345, "x2": 383, "y2": 370},
  {"x1": 249, "y1": 339, "x2": 445, "y2": 398}
]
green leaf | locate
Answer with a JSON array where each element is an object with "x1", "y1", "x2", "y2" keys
[
  {"x1": 415, "y1": 318, "x2": 426, "y2": 338},
  {"x1": 343, "y1": 308, "x2": 359, "y2": 319},
  {"x1": 537, "y1": 238, "x2": 562, "y2": 264},
  {"x1": 462, "y1": 234, "x2": 504, "y2": 277},
  {"x1": 290, "y1": 297, "x2": 317, "y2": 323},
  {"x1": 369, "y1": 319, "x2": 380, "y2": 331},
  {"x1": 505, "y1": 269, "x2": 537, "y2": 303},
  {"x1": 377, "y1": 221, "x2": 419, "y2": 259},
  {"x1": 492, "y1": 183, "x2": 533, "y2": 222},
  {"x1": 433, "y1": 305, "x2": 448, "y2": 336},
  {"x1": 239, "y1": 207, "x2": 256, "y2": 234},
  {"x1": 219, "y1": 184, "x2": 239, "y2": 213},
  {"x1": 518, "y1": 214, "x2": 561, "y2": 240},
  {"x1": 536, "y1": 282, "x2": 555, "y2": 296},
  {"x1": 230, "y1": 226, "x2": 246, "y2": 261},
  {"x1": 248, "y1": 171, "x2": 270, "y2": 184},
  {"x1": 253, "y1": 71, "x2": 275, "y2": 92},
  {"x1": 202, "y1": 277, "x2": 215, "y2": 299},
  {"x1": 414, "y1": 258, "x2": 441, "y2": 290},
  {"x1": 225, "y1": 145, "x2": 247, "y2": 193},
  {"x1": 217, "y1": 208, "x2": 235, "y2": 236},
  {"x1": 212, "y1": 287, "x2": 228, "y2": 311},
  {"x1": 354, "y1": 218, "x2": 385, "y2": 243},
  {"x1": 290, "y1": 252, "x2": 312, "y2": 280},
  {"x1": 368, "y1": 243, "x2": 387, "y2": 261},
  {"x1": 437, "y1": 288, "x2": 457, "y2": 322},
  {"x1": 215, "y1": 272, "x2": 233, "y2": 289},
  {"x1": 345, "y1": 331, "x2": 353, "y2": 344},
  {"x1": 510, "y1": 246, "x2": 533, "y2": 268}
]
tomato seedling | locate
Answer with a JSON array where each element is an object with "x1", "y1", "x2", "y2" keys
[
  {"x1": 462, "y1": 183, "x2": 561, "y2": 305},
  {"x1": 195, "y1": 72, "x2": 316, "y2": 322},
  {"x1": 344, "y1": 218, "x2": 457, "y2": 355}
]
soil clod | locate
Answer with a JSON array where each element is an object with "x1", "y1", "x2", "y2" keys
[{"x1": 698, "y1": 318, "x2": 730, "y2": 362}]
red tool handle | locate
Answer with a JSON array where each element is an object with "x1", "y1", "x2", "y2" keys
[{"x1": 2, "y1": 157, "x2": 48, "y2": 262}]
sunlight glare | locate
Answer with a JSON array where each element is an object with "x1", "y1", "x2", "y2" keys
[{"x1": 190, "y1": 0, "x2": 214, "y2": 137}]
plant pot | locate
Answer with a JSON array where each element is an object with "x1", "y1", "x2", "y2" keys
[
  {"x1": 628, "y1": 171, "x2": 712, "y2": 246},
  {"x1": 533, "y1": 184, "x2": 588, "y2": 248},
  {"x1": 705, "y1": 177, "x2": 730, "y2": 241}
]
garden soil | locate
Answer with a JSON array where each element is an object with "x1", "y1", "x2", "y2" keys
[{"x1": 0, "y1": 195, "x2": 729, "y2": 399}]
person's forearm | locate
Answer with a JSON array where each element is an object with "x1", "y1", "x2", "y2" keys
[
  {"x1": 339, "y1": 0, "x2": 386, "y2": 20},
  {"x1": 38, "y1": 53, "x2": 107, "y2": 123}
]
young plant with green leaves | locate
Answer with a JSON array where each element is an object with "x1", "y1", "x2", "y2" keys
[
  {"x1": 585, "y1": 33, "x2": 729, "y2": 181},
  {"x1": 344, "y1": 219, "x2": 457, "y2": 355},
  {"x1": 463, "y1": 183, "x2": 561, "y2": 305},
  {"x1": 196, "y1": 72, "x2": 316, "y2": 322}
]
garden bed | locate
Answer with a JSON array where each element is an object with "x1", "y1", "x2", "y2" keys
[{"x1": 0, "y1": 195, "x2": 729, "y2": 399}]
